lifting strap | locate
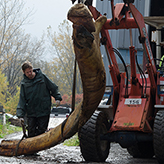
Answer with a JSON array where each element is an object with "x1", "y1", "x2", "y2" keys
[
  {"x1": 71, "y1": 58, "x2": 77, "y2": 113},
  {"x1": 15, "y1": 120, "x2": 28, "y2": 156}
]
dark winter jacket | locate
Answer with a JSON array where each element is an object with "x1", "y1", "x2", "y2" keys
[{"x1": 16, "y1": 69, "x2": 62, "y2": 118}]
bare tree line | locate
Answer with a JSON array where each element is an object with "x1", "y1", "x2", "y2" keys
[
  {"x1": 0, "y1": 0, "x2": 82, "y2": 101},
  {"x1": 0, "y1": 0, "x2": 45, "y2": 96},
  {"x1": 47, "y1": 20, "x2": 82, "y2": 95}
]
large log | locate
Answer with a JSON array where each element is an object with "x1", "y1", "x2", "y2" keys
[
  {"x1": 68, "y1": 4, "x2": 107, "y2": 128},
  {"x1": 0, "y1": 4, "x2": 106, "y2": 156}
]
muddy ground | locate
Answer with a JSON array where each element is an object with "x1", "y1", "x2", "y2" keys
[{"x1": 0, "y1": 118, "x2": 159, "y2": 164}]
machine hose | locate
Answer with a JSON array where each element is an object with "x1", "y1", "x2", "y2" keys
[
  {"x1": 134, "y1": 50, "x2": 147, "y2": 97},
  {"x1": 113, "y1": 48, "x2": 129, "y2": 97}
]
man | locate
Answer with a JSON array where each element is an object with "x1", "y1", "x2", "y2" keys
[
  {"x1": 16, "y1": 61, "x2": 62, "y2": 138},
  {"x1": 159, "y1": 55, "x2": 164, "y2": 71}
]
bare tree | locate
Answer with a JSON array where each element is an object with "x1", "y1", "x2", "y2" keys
[
  {"x1": 0, "y1": 0, "x2": 45, "y2": 95},
  {"x1": 47, "y1": 20, "x2": 82, "y2": 95}
]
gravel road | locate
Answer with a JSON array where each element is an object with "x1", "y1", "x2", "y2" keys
[{"x1": 0, "y1": 118, "x2": 159, "y2": 164}]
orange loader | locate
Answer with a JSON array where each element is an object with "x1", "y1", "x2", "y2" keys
[{"x1": 78, "y1": 0, "x2": 164, "y2": 163}]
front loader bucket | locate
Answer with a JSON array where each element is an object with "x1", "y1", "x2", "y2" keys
[{"x1": 0, "y1": 4, "x2": 106, "y2": 156}]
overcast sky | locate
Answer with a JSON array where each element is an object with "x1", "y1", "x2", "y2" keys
[{"x1": 24, "y1": 0, "x2": 96, "y2": 38}]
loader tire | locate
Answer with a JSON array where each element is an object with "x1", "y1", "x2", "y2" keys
[
  {"x1": 78, "y1": 110, "x2": 110, "y2": 162},
  {"x1": 127, "y1": 141, "x2": 154, "y2": 158},
  {"x1": 154, "y1": 110, "x2": 164, "y2": 164}
]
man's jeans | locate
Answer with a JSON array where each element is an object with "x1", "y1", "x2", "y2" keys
[{"x1": 27, "y1": 115, "x2": 50, "y2": 137}]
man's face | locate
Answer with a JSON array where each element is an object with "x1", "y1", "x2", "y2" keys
[{"x1": 23, "y1": 68, "x2": 35, "y2": 79}]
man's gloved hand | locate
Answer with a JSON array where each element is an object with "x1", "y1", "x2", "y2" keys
[
  {"x1": 56, "y1": 100, "x2": 60, "y2": 107},
  {"x1": 19, "y1": 118, "x2": 24, "y2": 123}
]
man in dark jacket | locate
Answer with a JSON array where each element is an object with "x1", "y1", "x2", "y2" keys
[{"x1": 16, "y1": 61, "x2": 62, "y2": 138}]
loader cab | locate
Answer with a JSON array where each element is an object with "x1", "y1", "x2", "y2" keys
[{"x1": 147, "y1": 0, "x2": 164, "y2": 69}]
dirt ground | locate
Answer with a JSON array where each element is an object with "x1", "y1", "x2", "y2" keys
[{"x1": 0, "y1": 118, "x2": 159, "y2": 164}]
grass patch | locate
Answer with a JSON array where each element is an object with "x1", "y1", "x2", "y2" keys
[
  {"x1": 63, "y1": 133, "x2": 79, "y2": 146},
  {"x1": 0, "y1": 123, "x2": 22, "y2": 138}
]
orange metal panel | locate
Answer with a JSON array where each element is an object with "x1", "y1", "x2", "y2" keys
[{"x1": 110, "y1": 98, "x2": 147, "y2": 131}]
